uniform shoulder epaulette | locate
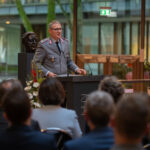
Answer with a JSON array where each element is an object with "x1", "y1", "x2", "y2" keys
[
  {"x1": 40, "y1": 38, "x2": 49, "y2": 44},
  {"x1": 62, "y1": 37, "x2": 69, "y2": 42}
]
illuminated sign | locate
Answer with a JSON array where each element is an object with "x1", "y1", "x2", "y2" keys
[{"x1": 100, "y1": 7, "x2": 111, "y2": 16}]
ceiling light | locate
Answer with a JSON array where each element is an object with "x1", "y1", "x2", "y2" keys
[{"x1": 5, "y1": 21, "x2": 10, "y2": 24}]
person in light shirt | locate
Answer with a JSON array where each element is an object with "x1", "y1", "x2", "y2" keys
[{"x1": 32, "y1": 77, "x2": 82, "y2": 138}]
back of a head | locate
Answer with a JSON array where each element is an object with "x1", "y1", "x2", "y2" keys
[
  {"x1": 85, "y1": 90, "x2": 114, "y2": 127},
  {"x1": 2, "y1": 88, "x2": 31, "y2": 125},
  {"x1": 115, "y1": 93, "x2": 150, "y2": 139},
  {"x1": 39, "y1": 77, "x2": 65, "y2": 105},
  {"x1": 98, "y1": 76, "x2": 124, "y2": 103},
  {"x1": 0, "y1": 79, "x2": 23, "y2": 106}
]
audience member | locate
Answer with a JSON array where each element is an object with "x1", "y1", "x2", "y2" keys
[
  {"x1": 32, "y1": 77, "x2": 82, "y2": 138},
  {"x1": 0, "y1": 79, "x2": 40, "y2": 132},
  {"x1": 0, "y1": 88, "x2": 57, "y2": 150},
  {"x1": 64, "y1": 91, "x2": 115, "y2": 150},
  {"x1": 111, "y1": 93, "x2": 150, "y2": 150},
  {"x1": 85, "y1": 76, "x2": 124, "y2": 133},
  {"x1": 98, "y1": 76, "x2": 124, "y2": 103},
  {"x1": 0, "y1": 79, "x2": 23, "y2": 132}
]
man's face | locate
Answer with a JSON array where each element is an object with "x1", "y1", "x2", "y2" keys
[{"x1": 49, "y1": 23, "x2": 62, "y2": 41}]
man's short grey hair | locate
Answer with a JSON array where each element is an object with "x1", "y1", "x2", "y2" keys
[
  {"x1": 48, "y1": 20, "x2": 61, "y2": 29},
  {"x1": 84, "y1": 90, "x2": 114, "y2": 127}
]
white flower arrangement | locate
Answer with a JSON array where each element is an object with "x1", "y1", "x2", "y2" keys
[
  {"x1": 24, "y1": 80, "x2": 41, "y2": 108},
  {"x1": 25, "y1": 59, "x2": 44, "y2": 108},
  {"x1": 33, "y1": 82, "x2": 40, "y2": 88},
  {"x1": 25, "y1": 79, "x2": 43, "y2": 108}
]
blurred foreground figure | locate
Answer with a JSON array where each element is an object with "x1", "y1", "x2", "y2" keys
[
  {"x1": 64, "y1": 91, "x2": 115, "y2": 150},
  {"x1": 0, "y1": 79, "x2": 23, "y2": 132},
  {"x1": 0, "y1": 79, "x2": 40, "y2": 132},
  {"x1": 111, "y1": 93, "x2": 150, "y2": 150},
  {"x1": 0, "y1": 88, "x2": 57, "y2": 150}
]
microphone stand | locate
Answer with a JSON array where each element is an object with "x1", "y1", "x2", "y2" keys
[{"x1": 67, "y1": 57, "x2": 69, "y2": 77}]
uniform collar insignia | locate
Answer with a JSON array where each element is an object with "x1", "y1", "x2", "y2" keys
[
  {"x1": 49, "y1": 39, "x2": 52, "y2": 45},
  {"x1": 49, "y1": 38, "x2": 64, "y2": 45},
  {"x1": 60, "y1": 38, "x2": 64, "y2": 43}
]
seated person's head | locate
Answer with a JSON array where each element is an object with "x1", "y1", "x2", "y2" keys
[
  {"x1": 38, "y1": 77, "x2": 65, "y2": 105},
  {"x1": 84, "y1": 91, "x2": 115, "y2": 130},
  {"x1": 0, "y1": 79, "x2": 23, "y2": 107},
  {"x1": 2, "y1": 88, "x2": 31, "y2": 125},
  {"x1": 98, "y1": 76, "x2": 124, "y2": 103},
  {"x1": 114, "y1": 93, "x2": 150, "y2": 140}
]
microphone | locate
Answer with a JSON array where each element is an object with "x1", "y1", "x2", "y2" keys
[
  {"x1": 66, "y1": 56, "x2": 69, "y2": 77},
  {"x1": 76, "y1": 50, "x2": 81, "y2": 54},
  {"x1": 86, "y1": 63, "x2": 93, "y2": 76}
]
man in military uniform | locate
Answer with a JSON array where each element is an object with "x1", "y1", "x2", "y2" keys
[{"x1": 33, "y1": 20, "x2": 86, "y2": 77}]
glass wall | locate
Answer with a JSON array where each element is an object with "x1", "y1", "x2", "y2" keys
[
  {"x1": 0, "y1": 0, "x2": 150, "y2": 79},
  {"x1": 77, "y1": 0, "x2": 145, "y2": 75},
  {"x1": 77, "y1": 0, "x2": 142, "y2": 54},
  {"x1": 0, "y1": 24, "x2": 20, "y2": 80},
  {"x1": 0, "y1": 0, "x2": 74, "y2": 80}
]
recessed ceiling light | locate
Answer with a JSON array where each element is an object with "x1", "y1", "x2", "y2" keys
[{"x1": 5, "y1": 21, "x2": 10, "y2": 24}]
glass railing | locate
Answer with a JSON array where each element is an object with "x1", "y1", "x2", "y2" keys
[
  {"x1": 0, "y1": 0, "x2": 47, "y2": 5},
  {"x1": 0, "y1": 0, "x2": 15, "y2": 5}
]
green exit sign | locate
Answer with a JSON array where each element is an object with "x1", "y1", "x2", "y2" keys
[{"x1": 100, "y1": 7, "x2": 111, "y2": 16}]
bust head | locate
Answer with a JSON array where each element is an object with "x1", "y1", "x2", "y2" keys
[{"x1": 22, "y1": 32, "x2": 39, "y2": 53}]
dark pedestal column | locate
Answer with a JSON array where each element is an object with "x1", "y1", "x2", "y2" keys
[
  {"x1": 18, "y1": 52, "x2": 34, "y2": 86},
  {"x1": 57, "y1": 75, "x2": 104, "y2": 133}
]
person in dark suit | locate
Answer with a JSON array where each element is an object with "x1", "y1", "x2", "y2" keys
[
  {"x1": 33, "y1": 20, "x2": 86, "y2": 77},
  {"x1": 0, "y1": 79, "x2": 23, "y2": 132},
  {"x1": 111, "y1": 93, "x2": 150, "y2": 150},
  {"x1": 0, "y1": 87, "x2": 57, "y2": 150},
  {"x1": 84, "y1": 76, "x2": 124, "y2": 133},
  {"x1": 64, "y1": 91, "x2": 115, "y2": 150},
  {"x1": 0, "y1": 79, "x2": 40, "y2": 132}
]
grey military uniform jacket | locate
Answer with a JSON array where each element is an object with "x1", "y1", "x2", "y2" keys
[{"x1": 33, "y1": 37, "x2": 78, "y2": 76}]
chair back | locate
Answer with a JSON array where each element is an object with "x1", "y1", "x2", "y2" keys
[
  {"x1": 42, "y1": 127, "x2": 72, "y2": 150},
  {"x1": 144, "y1": 144, "x2": 150, "y2": 150}
]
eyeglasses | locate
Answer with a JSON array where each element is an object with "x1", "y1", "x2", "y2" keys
[{"x1": 51, "y1": 28, "x2": 62, "y2": 31}]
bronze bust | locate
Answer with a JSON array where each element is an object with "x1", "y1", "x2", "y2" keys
[{"x1": 22, "y1": 32, "x2": 39, "y2": 53}]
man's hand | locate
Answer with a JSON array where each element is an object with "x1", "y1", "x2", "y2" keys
[
  {"x1": 47, "y1": 72, "x2": 57, "y2": 77},
  {"x1": 76, "y1": 68, "x2": 87, "y2": 75}
]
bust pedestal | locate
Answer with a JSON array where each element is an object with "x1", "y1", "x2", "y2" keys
[{"x1": 18, "y1": 52, "x2": 34, "y2": 86}]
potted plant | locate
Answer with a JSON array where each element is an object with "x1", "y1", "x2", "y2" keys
[
  {"x1": 144, "y1": 60, "x2": 150, "y2": 79},
  {"x1": 112, "y1": 63, "x2": 132, "y2": 79}
]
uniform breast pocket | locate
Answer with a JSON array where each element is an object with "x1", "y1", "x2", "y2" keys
[
  {"x1": 64, "y1": 52, "x2": 69, "y2": 59},
  {"x1": 48, "y1": 55, "x2": 55, "y2": 63}
]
